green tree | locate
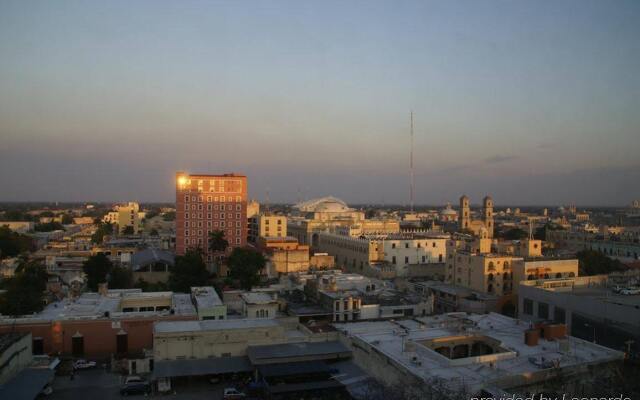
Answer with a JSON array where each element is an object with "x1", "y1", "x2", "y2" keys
[
  {"x1": 35, "y1": 221, "x2": 64, "y2": 232},
  {"x1": 91, "y1": 222, "x2": 113, "y2": 244},
  {"x1": 121, "y1": 225, "x2": 135, "y2": 235},
  {"x1": 109, "y1": 265, "x2": 133, "y2": 289},
  {"x1": 208, "y1": 230, "x2": 229, "y2": 262},
  {"x1": 577, "y1": 249, "x2": 628, "y2": 275},
  {"x1": 0, "y1": 260, "x2": 48, "y2": 316},
  {"x1": 227, "y1": 248, "x2": 266, "y2": 290},
  {"x1": 0, "y1": 226, "x2": 34, "y2": 259},
  {"x1": 134, "y1": 278, "x2": 168, "y2": 292},
  {"x1": 162, "y1": 211, "x2": 176, "y2": 222},
  {"x1": 61, "y1": 214, "x2": 74, "y2": 224},
  {"x1": 499, "y1": 228, "x2": 529, "y2": 240},
  {"x1": 82, "y1": 253, "x2": 113, "y2": 291},
  {"x1": 168, "y1": 248, "x2": 210, "y2": 293}
]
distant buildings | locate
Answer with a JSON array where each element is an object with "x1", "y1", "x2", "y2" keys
[
  {"x1": 175, "y1": 172, "x2": 247, "y2": 262},
  {"x1": 248, "y1": 214, "x2": 287, "y2": 243},
  {"x1": 287, "y1": 196, "x2": 400, "y2": 246},
  {"x1": 0, "y1": 221, "x2": 34, "y2": 233},
  {"x1": 315, "y1": 231, "x2": 449, "y2": 279},
  {"x1": 102, "y1": 202, "x2": 144, "y2": 234},
  {"x1": 458, "y1": 195, "x2": 494, "y2": 238}
]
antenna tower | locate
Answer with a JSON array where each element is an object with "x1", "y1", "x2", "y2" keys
[{"x1": 410, "y1": 110, "x2": 415, "y2": 212}]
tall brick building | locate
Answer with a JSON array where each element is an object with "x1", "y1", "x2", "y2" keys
[{"x1": 175, "y1": 172, "x2": 248, "y2": 261}]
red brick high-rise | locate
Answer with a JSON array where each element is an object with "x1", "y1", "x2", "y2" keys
[{"x1": 175, "y1": 172, "x2": 247, "y2": 261}]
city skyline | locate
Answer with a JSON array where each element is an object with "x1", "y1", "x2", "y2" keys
[{"x1": 1, "y1": 0, "x2": 639, "y2": 205}]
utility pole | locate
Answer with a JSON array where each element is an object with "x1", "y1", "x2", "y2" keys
[{"x1": 410, "y1": 110, "x2": 415, "y2": 213}]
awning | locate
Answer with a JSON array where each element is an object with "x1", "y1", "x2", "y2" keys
[
  {"x1": 0, "y1": 368, "x2": 54, "y2": 400},
  {"x1": 267, "y1": 380, "x2": 344, "y2": 394},
  {"x1": 247, "y1": 341, "x2": 351, "y2": 365},
  {"x1": 153, "y1": 356, "x2": 251, "y2": 379},
  {"x1": 257, "y1": 361, "x2": 330, "y2": 378}
]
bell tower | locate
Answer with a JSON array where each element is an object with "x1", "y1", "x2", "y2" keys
[
  {"x1": 459, "y1": 195, "x2": 470, "y2": 231},
  {"x1": 483, "y1": 195, "x2": 494, "y2": 239}
]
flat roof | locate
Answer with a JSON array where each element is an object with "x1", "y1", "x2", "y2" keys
[
  {"x1": 154, "y1": 318, "x2": 279, "y2": 334},
  {"x1": 334, "y1": 313, "x2": 624, "y2": 392},
  {"x1": 241, "y1": 292, "x2": 276, "y2": 304},
  {"x1": 191, "y1": 286, "x2": 223, "y2": 308},
  {"x1": 3, "y1": 291, "x2": 196, "y2": 322}
]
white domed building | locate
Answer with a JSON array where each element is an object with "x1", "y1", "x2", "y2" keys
[
  {"x1": 439, "y1": 203, "x2": 458, "y2": 223},
  {"x1": 293, "y1": 196, "x2": 364, "y2": 222},
  {"x1": 288, "y1": 196, "x2": 400, "y2": 247}
]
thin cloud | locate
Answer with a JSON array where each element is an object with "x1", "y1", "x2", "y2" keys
[{"x1": 484, "y1": 155, "x2": 519, "y2": 164}]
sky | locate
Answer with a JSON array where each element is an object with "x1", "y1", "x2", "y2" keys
[{"x1": 0, "y1": 0, "x2": 639, "y2": 206}]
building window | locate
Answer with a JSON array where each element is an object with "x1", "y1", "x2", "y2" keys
[
  {"x1": 538, "y1": 302, "x2": 549, "y2": 319},
  {"x1": 392, "y1": 256, "x2": 396, "y2": 264},
  {"x1": 404, "y1": 256, "x2": 409, "y2": 264},
  {"x1": 117, "y1": 332, "x2": 128, "y2": 354},
  {"x1": 72, "y1": 335, "x2": 84, "y2": 357},
  {"x1": 32, "y1": 337, "x2": 44, "y2": 355},
  {"x1": 523, "y1": 298, "x2": 533, "y2": 315},
  {"x1": 392, "y1": 243, "x2": 396, "y2": 249},
  {"x1": 405, "y1": 243, "x2": 409, "y2": 248},
  {"x1": 554, "y1": 307, "x2": 566, "y2": 323}
]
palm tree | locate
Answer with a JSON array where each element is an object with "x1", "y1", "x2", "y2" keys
[{"x1": 208, "y1": 230, "x2": 229, "y2": 265}]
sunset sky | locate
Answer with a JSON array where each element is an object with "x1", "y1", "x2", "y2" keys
[{"x1": 1, "y1": 0, "x2": 639, "y2": 206}]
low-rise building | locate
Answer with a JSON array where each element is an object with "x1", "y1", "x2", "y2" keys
[
  {"x1": 0, "y1": 289, "x2": 197, "y2": 358},
  {"x1": 519, "y1": 273, "x2": 640, "y2": 356},
  {"x1": 129, "y1": 248, "x2": 174, "y2": 284},
  {"x1": 241, "y1": 292, "x2": 279, "y2": 319},
  {"x1": 190, "y1": 286, "x2": 226, "y2": 320},
  {"x1": 335, "y1": 313, "x2": 624, "y2": 395}
]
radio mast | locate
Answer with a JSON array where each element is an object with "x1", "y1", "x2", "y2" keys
[{"x1": 410, "y1": 110, "x2": 415, "y2": 212}]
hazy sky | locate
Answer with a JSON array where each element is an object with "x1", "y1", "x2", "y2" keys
[{"x1": 1, "y1": 1, "x2": 639, "y2": 206}]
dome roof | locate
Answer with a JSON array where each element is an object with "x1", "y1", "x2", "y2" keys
[
  {"x1": 294, "y1": 196, "x2": 353, "y2": 213},
  {"x1": 440, "y1": 203, "x2": 457, "y2": 216}
]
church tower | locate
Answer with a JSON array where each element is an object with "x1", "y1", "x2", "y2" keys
[
  {"x1": 459, "y1": 195, "x2": 470, "y2": 231},
  {"x1": 483, "y1": 195, "x2": 494, "y2": 238}
]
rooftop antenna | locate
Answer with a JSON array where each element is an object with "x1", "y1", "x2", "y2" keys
[{"x1": 410, "y1": 110, "x2": 415, "y2": 212}]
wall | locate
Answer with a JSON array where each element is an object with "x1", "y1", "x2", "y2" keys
[
  {"x1": 0, "y1": 333, "x2": 32, "y2": 384},
  {"x1": 0, "y1": 314, "x2": 196, "y2": 359}
]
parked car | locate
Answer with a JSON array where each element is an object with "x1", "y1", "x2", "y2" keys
[
  {"x1": 223, "y1": 388, "x2": 246, "y2": 399},
  {"x1": 120, "y1": 382, "x2": 151, "y2": 396},
  {"x1": 124, "y1": 376, "x2": 146, "y2": 385},
  {"x1": 620, "y1": 287, "x2": 640, "y2": 295},
  {"x1": 73, "y1": 360, "x2": 96, "y2": 370}
]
